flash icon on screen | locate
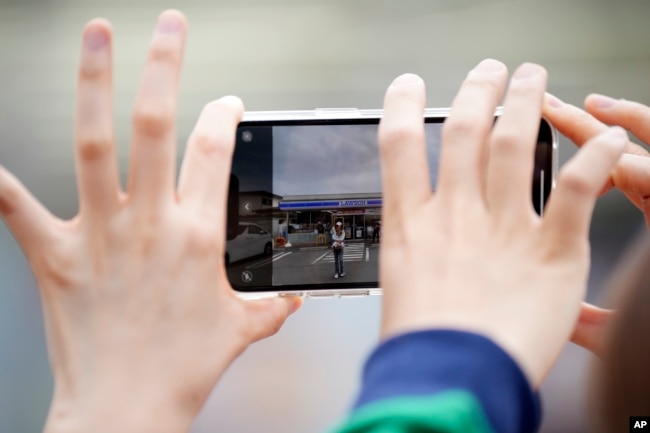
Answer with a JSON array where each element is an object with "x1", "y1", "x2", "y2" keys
[{"x1": 241, "y1": 271, "x2": 253, "y2": 283}]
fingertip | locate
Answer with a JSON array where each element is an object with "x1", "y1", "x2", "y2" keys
[
  {"x1": 156, "y1": 9, "x2": 187, "y2": 34},
  {"x1": 390, "y1": 73, "x2": 424, "y2": 88},
  {"x1": 586, "y1": 93, "x2": 619, "y2": 110},
  {"x1": 470, "y1": 58, "x2": 508, "y2": 75},
  {"x1": 512, "y1": 62, "x2": 547, "y2": 81},
  {"x1": 160, "y1": 8, "x2": 187, "y2": 21},
  {"x1": 288, "y1": 296, "x2": 304, "y2": 315},
  {"x1": 218, "y1": 95, "x2": 245, "y2": 114},
  {"x1": 384, "y1": 74, "x2": 426, "y2": 111},
  {"x1": 544, "y1": 92, "x2": 564, "y2": 109},
  {"x1": 82, "y1": 19, "x2": 112, "y2": 51},
  {"x1": 84, "y1": 18, "x2": 113, "y2": 33},
  {"x1": 200, "y1": 96, "x2": 244, "y2": 126}
]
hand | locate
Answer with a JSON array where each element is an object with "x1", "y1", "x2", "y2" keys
[
  {"x1": 377, "y1": 60, "x2": 627, "y2": 387},
  {"x1": 0, "y1": 11, "x2": 300, "y2": 433},
  {"x1": 543, "y1": 94, "x2": 650, "y2": 357},
  {"x1": 543, "y1": 93, "x2": 650, "y2": 228}
]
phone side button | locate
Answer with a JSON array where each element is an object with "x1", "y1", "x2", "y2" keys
[{"x1": 339, "y1": 290, "x2": 370, "y2": 298}]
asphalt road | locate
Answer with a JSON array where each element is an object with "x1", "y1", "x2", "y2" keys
[{"x1": 227, "y1": 240, "x2": 380, "y2": 289}]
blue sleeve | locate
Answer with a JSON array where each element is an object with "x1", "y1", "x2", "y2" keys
[{"x1": 353, "y1": 330, "x2": 542, "y2": 433}]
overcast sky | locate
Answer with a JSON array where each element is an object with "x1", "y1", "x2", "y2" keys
[{"x1": 273, "y1": 123, "x2": 442, "y2": 197}]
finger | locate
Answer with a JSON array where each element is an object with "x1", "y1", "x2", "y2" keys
[
  {"x1": 243, "y1": 296, "x2": 303, "y2": 342},
  {"x1": 438, "y1": 59, "x2": 508, "y2": 202},
  {"x1": 543, "y1": 94, "x2": 646, "y2": 208},
  {"x1": 611, "y1": 154, "x2": 650, "y2": 207},
  {"x1": 128, "y1": 10, "x2": 187, "y2": 209},
  {"x1": 378, "y1": 74, "x2": 430, "y2": 227},
  {"x1": 585, "y1": 94, "x2": 650, "y2": 149},
  {"x1": 0, "y1": 166, "x2": 58, "y2": 252},
  {"x1": 570, "y1": 302, "x2": 613, "y2": 359},
  {"x1": 177, "y1": 96, "x2": 244, "y2": 219},
  {"x1": 543, "y1": 93, "x2": 646, "y2": 157},
  {"x1": 75, "y1": 19, "x2": 120, "y2": 217},
  {"x1": 543, "y1": 127, "x2": 627, "y2": 247},
  {"x1": 487, "y1": 63, "x2": 547, "y2": 219}
]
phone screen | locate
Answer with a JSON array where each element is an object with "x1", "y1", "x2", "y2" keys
[{"x1": 228, "y1": 117, "x2": 554, "y2": 293}]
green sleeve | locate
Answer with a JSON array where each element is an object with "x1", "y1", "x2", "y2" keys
[{"x1": 329, "y1": 390, "x2": 495, "y2": 433}]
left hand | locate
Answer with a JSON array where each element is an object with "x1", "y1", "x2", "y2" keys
[
  {"x1": 0, "y1": 11, "x2": 301, "y2": 433},
  {"x1": 543, "y1": 93, "x2": 650, "y2": 357}
]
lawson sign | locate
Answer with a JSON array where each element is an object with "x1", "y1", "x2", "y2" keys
[{"x1": 279, "y1": 198, "x2": 382, "y2": 211}]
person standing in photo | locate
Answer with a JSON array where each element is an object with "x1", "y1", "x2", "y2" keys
[
  {"x1": 332, "y1": 221, "x2": 346, "y2": 278},
  {"x1": 372, "y1": 220, "x2": 381, "y2": 243}
]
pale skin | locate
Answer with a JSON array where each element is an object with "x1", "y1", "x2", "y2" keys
[
  {"x1": 543, "y1": 93, "x2": 650, "y2": 357},
  {"x1": 0, "y1": 10, "x2": 301, "y2": 433},
  {"x1": 377, "y1": 60, "x2": 628, "y2": 388}
]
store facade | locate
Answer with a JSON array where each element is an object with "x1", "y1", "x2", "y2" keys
[{"x1": 278, "y1": 193, "x2": 382, "y2": 241}]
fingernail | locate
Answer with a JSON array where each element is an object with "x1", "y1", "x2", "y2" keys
[
  {"x1": 84, "y1": 27, "x2": 107, "y2": 51},
  {"x1": 391, "y1": 73, "x2": 424, "y2": 87},
  {"x1": 513, "y1": 63, "x2": 544, "y2": 79},
  {"x1": 157, "y1": 12, "x2": 183, "y2": 33},
  {"x1": 472, "y1": 58, "x2": 506, "y2": 74},
  {"x1": 545, "y1": 92, "x2": 564, "y2": 108},
  {"x1": 590, "y1": 94, "x2": 617, "y2": 109}
]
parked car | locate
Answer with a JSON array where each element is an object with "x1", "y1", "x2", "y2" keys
[{"x1": 225, "y1": 222, "x2": 273, "y2": 265}]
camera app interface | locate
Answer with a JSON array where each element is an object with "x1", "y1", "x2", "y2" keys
[
  {"x1": 227, "y1": 118, "x2": 551, "y2": 291},
  {"x1": 227, "y1": 120, "x2": 442, "y2": 291}
]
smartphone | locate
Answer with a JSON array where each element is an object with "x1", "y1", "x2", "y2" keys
[{"x1": 226, "y1": 108, "x2": 557, "y2": 298}]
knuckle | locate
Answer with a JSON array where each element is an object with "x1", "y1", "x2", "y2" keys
[
  {"x1": 266, "y1": 310, "x2": 286, "y2": 336},
  {"x1": 558, "y1": 169, "x2": 594, "y2": 196},
  {"x1": 77, "y1": 135, "x2": 112, "y2": 162},
  {"x1": 185, "y1": 223, "x2": 220, "y2": 257},
  {"x1": 491, "y1": 130, "x2": 524, "y2": 154},
  {"x1": 133, "y1": 103, "x2": 174, "y2": 139},
  {"x1": 463, "y1": 76, "x2": 501, "y2": 96},
  {"x1": 148, "y1": 38, "x2": 182, "y2": 64},
  {"x1": 380, "y1": 124, "x2": 422, "y2": 152},
  {"x1": 192, "y1": 133, "x2": 230, "y2": 158},
  {"x1": 78, "y1": 63, "x2": 106, "y2": 81},
  {"x1": 563, "y1": 107, "x2": 599, "y2": 144},
  {"x1": 442, "y1": 116, "x2": 480, "y2": 140}
]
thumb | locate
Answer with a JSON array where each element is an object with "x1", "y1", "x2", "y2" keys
[
  {"x1": 243, "y1": 296, "x2": 303, "y2": 342},
  {"x1": 570, "y1": 302, "x2": 614, "y2": 358}
]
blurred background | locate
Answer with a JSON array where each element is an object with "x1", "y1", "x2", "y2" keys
[{"x1": 1, "y1": 0, "x2": 649, "y2": 431}]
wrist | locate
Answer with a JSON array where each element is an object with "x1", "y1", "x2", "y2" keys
[{"x1": 44, "y1": 386, "x2": 196, "y2": 433}]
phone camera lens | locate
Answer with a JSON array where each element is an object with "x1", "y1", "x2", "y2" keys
[{"x1": 242, "y1": 131, "x2": 253, "y2": 142}]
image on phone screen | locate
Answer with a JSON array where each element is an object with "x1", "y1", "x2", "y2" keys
[{"x1": 227, "y1": 117, "x2": 554, "y2": 293}]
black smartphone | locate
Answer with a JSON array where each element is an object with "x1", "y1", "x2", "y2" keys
[{"x1": 226, "y1": 108, "x2": 557, "y2": 298}]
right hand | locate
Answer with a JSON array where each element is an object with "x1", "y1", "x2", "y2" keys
[{"x1": 377, "y1": 60, "x2": 627, "y2": 388}]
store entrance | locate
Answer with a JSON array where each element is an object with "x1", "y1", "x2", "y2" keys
[{"x1": 332, "y1": 215, "x2": 367, "y2": 240}]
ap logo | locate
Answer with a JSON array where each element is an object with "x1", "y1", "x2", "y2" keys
[{"x1": 630, "y1": 417, "x2": 650, "y2": 431}]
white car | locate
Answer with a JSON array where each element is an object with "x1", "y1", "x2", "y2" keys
[{"x1": 225, "y1": 222, "x2": 273, "y2": 265}]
